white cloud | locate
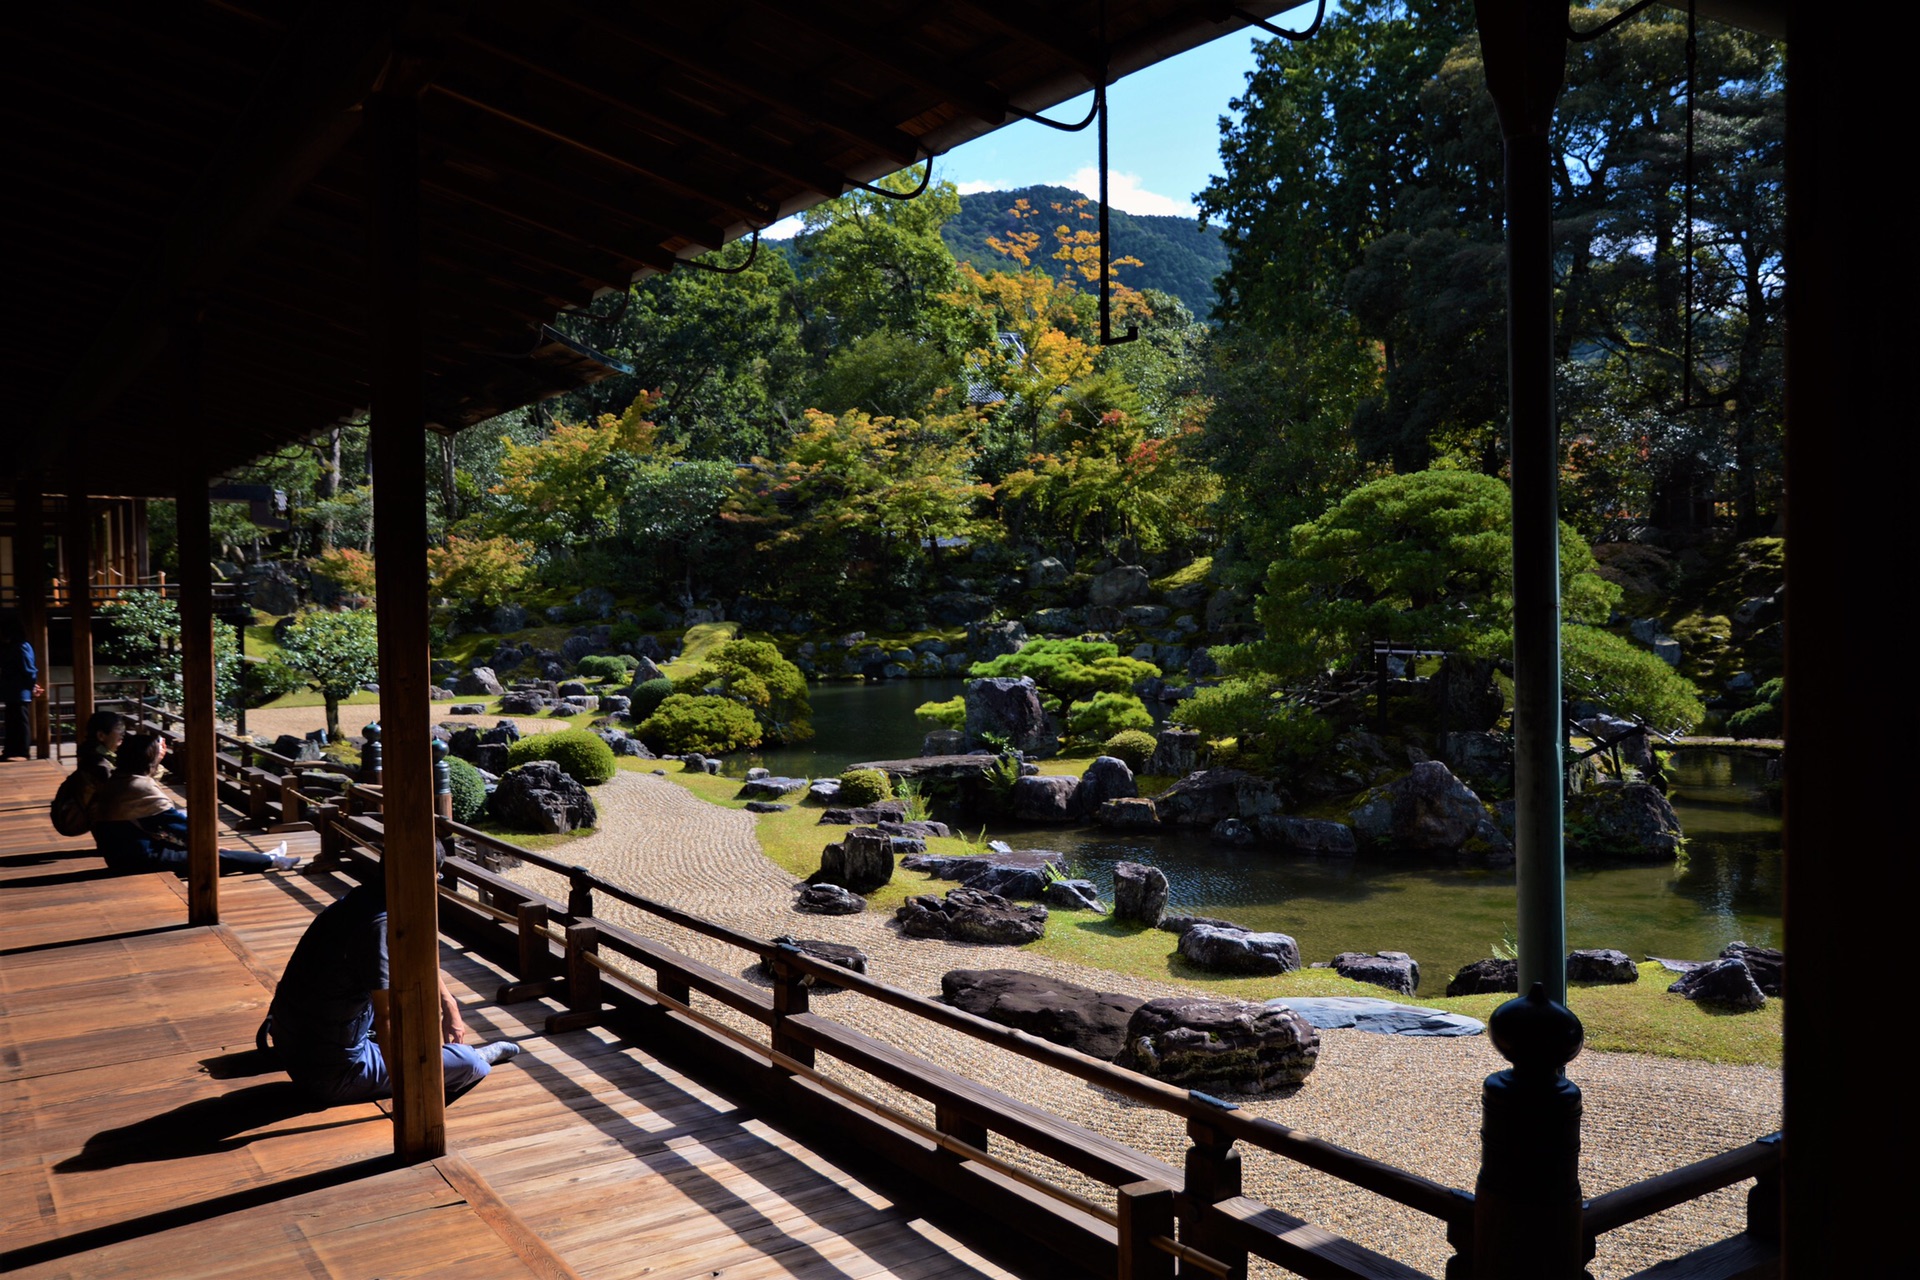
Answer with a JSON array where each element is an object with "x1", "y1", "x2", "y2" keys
[
  {"x1": 1062, "y1": 167, "x2": 1196, "y2": 218},
  {"x1": 956, "y1": 179, "x2": 1011, "y2": 195}
]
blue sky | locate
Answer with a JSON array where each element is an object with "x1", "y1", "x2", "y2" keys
[{"x1": 767, "y1": 13, "x2": 1293, "y2": 235}]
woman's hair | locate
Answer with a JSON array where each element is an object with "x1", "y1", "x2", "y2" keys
[
  {"x1": 116, "y1": 731, "x2": 166, "y2": 776},
  {"x1": 86, "y1": 710, "x2": 126, "y2": 741}
]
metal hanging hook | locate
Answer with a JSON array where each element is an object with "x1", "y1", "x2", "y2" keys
[
  {"x1": 677, "y1": 227, "x2": 761, "y2": 275},
  {"x1": 849, "y1": 158, "x2": 936, "y2": 201},
  {"x1": 1230, "y1": 1, "x2": 1328, "y2": 42}
]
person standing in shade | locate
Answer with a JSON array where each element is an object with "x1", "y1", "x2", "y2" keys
[
  {"x1": 265, "y1": 849, "x2": 521, "y2": 1106},
  {"x1": 2, "y1": 616, "x2": 41, "y2": 760}
]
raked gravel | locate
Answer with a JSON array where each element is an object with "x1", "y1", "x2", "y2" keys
[{"x1": 488, "y1": 771, "x2": 1781, "y2": 1279}]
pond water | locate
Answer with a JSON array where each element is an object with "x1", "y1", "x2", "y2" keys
[{"x1": 729, "y1": 679, "x2": 1783, "y2": 984}]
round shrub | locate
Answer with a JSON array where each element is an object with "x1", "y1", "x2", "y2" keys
[
  {"x1": 1067, "y1": 691, "x2": 1153, "y2": 744},
  {"x1": 246, "y1": 659, "x2": 307, "y2": 707},
  {"x1": 1102, "y1": 729, "x2": 1158, "y2": 772},
  {"x1": 630, "y1": 677, "x2": 676, "y2": 720},
  {"x1": 505, "y1": 728, "x2": 618, "y2": 785},
  {"x1": 837, "y1": 767, "x2": 892, "y2": 806},
  {"x1": 637, "y1": 694, "x2": 761, "y2": 756},
  {"x1": 914, "y1": 696, "x2": 965, "y2": 730},
  {"x1": 444, "y1": 754, "x2": 487, "y2": 823},
  {"x1": 577, "y1": 654, "x2": 636, "y2": 682}
]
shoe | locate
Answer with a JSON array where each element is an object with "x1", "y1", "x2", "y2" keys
[
  {"x1": 266, "y1": 842, "x2": 301, "y2": 871},
  {"x1": 477, "y1": 1041, "x2": 522, "y2": 1066}
]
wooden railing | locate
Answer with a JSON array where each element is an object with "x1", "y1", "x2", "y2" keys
[{"x1": 144, "y1": 722, "x2": 1782, "y2": 1280}]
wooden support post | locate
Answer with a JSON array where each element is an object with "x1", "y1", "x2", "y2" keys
[
  {"x1": 63, "y1": 487, "x2": 95, "y2": 737},
  {"x1": 545, "y1": 921, "x2": 603, "y2": 1034},
  {"x1": 1471, "y1": 986, "x2": 1587, "y2": 1279},
  {"x1": 1476, "y1": 0, "x2": 1570, "y2": 1004},
  {"x1": 1183, "y1": 1115, "x2": 1247, "y2": 1280},
  {"x1": 314, "y1": 801, "x2": 343, "y2": 862},
  {"x1": 176, "y1": 469, "x2": 219, "y2": 926},
  {"x1": 368, "y1": 82, "x2": 443, "y2": 1162},
  {"x1": 16, "y1": 485, "x2": 51, "y2": 758},
  {"x1": 932, "y1": 1104, "x2": 987, "y2": 1156},
  {"x1": 496, "y1": 900, "x2": 557, "y2": 1003},
  {"x1": 769, "y1": 945, "x2": 813, "y2": 1071},
  {"x1": 248, "y1": 771, "x2": 269, "y2": 825},
  {"x1": 566, "y1": 867, "x2": 594, "y2": 921},
  {"x1": 1116, "y1": 1180, "x2": 1177, "y2": 1280},
  {"x1": 1746, "y1": 1133, "x2": 1782, "y2": 1247}
]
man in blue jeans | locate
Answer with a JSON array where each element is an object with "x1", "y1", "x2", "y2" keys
[{"x1": 267, "y1": 869, "x2": 520, "y2": 1105}]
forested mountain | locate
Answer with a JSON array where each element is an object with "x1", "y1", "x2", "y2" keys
[{"x1": 941, "y1": 185, "x2": 1228, "y2": 320}]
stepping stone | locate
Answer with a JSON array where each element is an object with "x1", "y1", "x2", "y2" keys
[{"x1": 1267, "y1": 996, "x2": 1484, "y2": 1038}]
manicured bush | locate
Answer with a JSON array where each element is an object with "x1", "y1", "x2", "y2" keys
[
  {"x1": 969, "y1": 638, "x2": 1159, "y2": 702},
  {"x1": 630, "y1": 677, "x2": 676, "y2": 720},
  {"x1": 1067, "y1": 691, "x2": 1153, "y2": 743},
  {"x1": 506, "y1": 728, "x2": 618, "y2": 785},
  {"x1": 914, "y1": 696, "x2": 965, "y2": 729},
  {"x1": 1727, "y1": 677, "x2": 1783, "y2": 739},
  {"x1": 837, "y1": 768, "x2": 892, "y2": 806},
  {"x1": 683, "y1": 639, "x2": 812, "y2": 744},
  {"x1": 444, "y1": 755, "x2": 487, "y2": 823},
  {"x1": 1102, "y1": 729, "x2": 1159, "y2": 772},
  {"x1": 577, "y1": 654, "x2": 637, "y2": 682},
  {"x1": 637, "y1": 694, "x2": 761, "y2": 755}
]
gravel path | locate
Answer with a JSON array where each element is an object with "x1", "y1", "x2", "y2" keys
[{"x1": 496, "y1": 772, "x2": 1782, "y2": 1279}]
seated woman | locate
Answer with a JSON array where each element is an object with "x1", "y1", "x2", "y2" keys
[
  {"x1": 93, "y1": 731, "x2": 302, "y2": 875},
  {"x1": 75, "y1": 710, "x2": 125, "y2": 789}
]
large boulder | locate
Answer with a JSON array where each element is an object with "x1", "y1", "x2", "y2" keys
[
  {"x1": 1441, "y1": 732, "x2": 1512, "y2": 792},
  {"x1": 921, "y1": 729, "x2": 966, "y2": 757},
  {"x1": 491, "y1": 761, "x2": 597, "y2": 834},
  {"x1": 967, "y1": 620, "x2": 1028, "y2": 659},
  {"x1": 942, "y1": 968, "x2": 1144, "y2": 1061},
  {"x1": 793, "y1": 883, "x2": 866, "y2": 916},
  {"x1": 1723, "y1": 942, "x2": 1783, "y2": 997},
  {"x1": 499, "y1": 691, "x2": 548, "y2": 715},
  {"x1": 1088, "y1": 564, "x2": 1150, "y2": 607},
  {"x1": 1120, "y1": 997, "x2": 1320, "y2": 1092},
  {"x1": 901, "y1": 848, "x2": 1065, "y2": 883},
  {"x1": 1179, "y1": 925, "x2": 1302, "y2": 976},
  {"x1": 1447, "y1": 958, "x2": 1519, "y2": 997},
  {"x1": 1071, "y1": 756, "x2": 1136, "y2": 815},
  {"x1": 1564, "y1": 783, "x2": 1684, "y2": 858},
  {"x1": 1043, "y1": 877, "x2": 1104, "y2": 912},
  {"x1": 1027, "y1": 556, "x2": 1069, "y2": 588},
  {"x1": 1012, "y1": 774, "x2": 1079, "y2": 822},
  {"x1": 455, "y1": 666, "x2": 504, "y2": 697},
  {"x1": 1669, "y1": 957, "x2": 1766, "y2": 1011},
  {"x1": 1155, "y1": 769, "x2": 1283, "y2": 829},
  {"x1": 1268, "y1": 997, "x2": 1485, "y2": 1038},
  {"x1": 242, "y1": 561, "x2": 302, "y2": 616},
  {"x1": 814, "y1": 827, "x2": 895, "y2": 893},
  {"x1": 1347, "y1": 762, "x2": 1505, "y2": 855},
  {"x1": 1096, "y1": 797, "x2": 1160, "y2": 830},
  {"x1": 964, "y1": 677, "x2": 1054, "y2": 756},
  {"x1": 896, "y1": 888, "x2": 1048, "y2": 945},
  {"x1": 1566, "y1": 949, "x2": 1639, "y2": 984},
  {"x1": 1145, "y1": 728, "x2": 1202, "y2": 777},
  {"x1": 1256, "y1": 815, "x2": 1357, "y2": 856},
  {"x1": 1112, "y1": 861, "x2": 1169, "y2": 927},
  {"x1": 819, "y1": 800, "x2": 909, "y2": 826},
  {"x1": 1329, "y1": 951, "x2": 1420, "y2": 995},
  {"x1": 738, "y1": 776, "x2": 809, "y2": 801},
  {"x1": 759, "y1": 937, "x2": 868, "y2": 991}
]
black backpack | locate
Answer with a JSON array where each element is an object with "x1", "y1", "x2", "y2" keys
[{"x1": 51, "y1": 770, "x2": 100, "y2": 837}]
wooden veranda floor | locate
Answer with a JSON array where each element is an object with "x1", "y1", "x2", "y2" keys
[{"x1": 0, "y1": 760, "x2": 1024, "y2": 1280}]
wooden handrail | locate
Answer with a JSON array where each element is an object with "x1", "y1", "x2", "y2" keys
[{"x1": 1583, "y1": 1133, "x2": 1781, "y2": 1238}]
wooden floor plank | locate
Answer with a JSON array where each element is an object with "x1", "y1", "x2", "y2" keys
[{"x1": 2, "y1": 764, "x2": 1039, "y2": 1280}]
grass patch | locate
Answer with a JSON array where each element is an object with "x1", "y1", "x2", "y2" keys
[
  {"x1": 260, "y1": 688, "x2": 382, "y2": 712},
  {"x1": 1150, "y1": 555, "x2": 1213, "y2": 593},
  {"x1": 468, "y1": 818, "x2": 597, "y2": 853}
]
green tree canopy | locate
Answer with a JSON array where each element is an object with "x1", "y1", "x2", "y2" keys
[
  {"x1": 98, "y1": 589, "x2": 241, "y2": 716},
  {"x1": 679, "y1": 639, "x2": 813, "y2": 745},
  {"x1": 278, "y1": 609, "x2": 379, "y2": 741}
]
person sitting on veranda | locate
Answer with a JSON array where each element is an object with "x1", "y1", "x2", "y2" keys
[
  {"x1": 264, "y1": 847, "x2": 520, "y2": 1106},
  {"x1": 92, "y1": 730, "x2": 301, "y2": 875},
  {"x1": 75, "y1": 710, "x2": 125, "y2": 789}
]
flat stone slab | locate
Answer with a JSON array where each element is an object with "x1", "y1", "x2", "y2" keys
[
  {"x1": 845, "y1": 755, "x2": 998, "y2": 782},
  {"x1": 901, "y1": 849, "x2": 1066, "y2": 881},
  {"x1": 1267, "y1": 996, "x2": 1484, "y2": 1038}
]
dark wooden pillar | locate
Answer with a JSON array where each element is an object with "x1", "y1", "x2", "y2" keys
[
  {"x1": 16, "y1": 485, "x2": 51, "y2": 758},
  {"x1": 369, "y1": 82, "x2": 445, "y2": 1161},
  {"x1": 1781, "y1": 11, "x2": 1894, "y2": 1277},
  {"x1": 176, "y1": 449, "x2": 220, "y2": 923},
  {"x1": 64, "y1": 488, "x2": 95, "y2": 735},
  {"x1": 1476, "y1": 0, "x2": 1568, "y2": 1005}
]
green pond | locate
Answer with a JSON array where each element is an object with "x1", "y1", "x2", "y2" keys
[{"x1": 731, "y1": 680, "x2": 1783, "y2": 983}]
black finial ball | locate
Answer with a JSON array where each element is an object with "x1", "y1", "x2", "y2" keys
[
  {"x1": 1489, "y1": 982, "x2": 1584, "y2": 1075},
  {"x1": 432, "y1": 738, "x2": 449, "y2": 761},
  {"x1": 363, "y1": 720, "x2": 381, "y2": 741}
]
